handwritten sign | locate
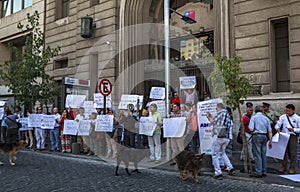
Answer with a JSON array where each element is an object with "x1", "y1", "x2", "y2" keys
[
  {"x1": 149, "y1": 87, "x2": 165, "y2": 100},
  {"x1": 197, "y1": 98, "x2": 223, "y2": 154},
  {"x1": 28, "y1": 114, "x2": 43, "y2": 128},
  {"x1": 93, "y1": 93, "x2": 111, "y2": 108},
  {"x1": 163, "y1": 117, "x2": 186, "y2": 138},
  {"x1": 19, "y1": 118, "x2": 33, "y2": 131},
  {"x1": 65, "y1": 95, "x2": 86, "y2": 108},
  {"x1": 139, "y1": 117, "x2": 157, "y2": 136},
  {"x1": 95, "y1": 115, "x2": 113, "y2": 132},
  {"x1": 63, "y1": 120, "x2": 78, "y2": 135},
  {"x1": 77, "y1": 120, "x2": 91, "y2": 136},
  {"x1": 150, "y1": 100, "x2": 166, "y2": 118},
  {"x1": 83, "y1": 101, "x2": 97, "y2": 117},
  {"x1": 180, "y1": 76, "x2": 196, "y2": 89},
  {"x1": 41, "y1": 115, "x2": 56, "y2": 129},
  {"x1": 118, "y1": 94, "x2": 143, "y2": 110}
]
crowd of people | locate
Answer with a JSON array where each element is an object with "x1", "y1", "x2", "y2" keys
[{"x1": 0, "y1": 92, "x2": 300, "y2": 181}]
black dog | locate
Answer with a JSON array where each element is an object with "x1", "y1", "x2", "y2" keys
[{"x1": 115, "y1": 147, "x2": 149, "y2": 176}]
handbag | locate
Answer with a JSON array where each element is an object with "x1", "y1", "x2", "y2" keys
[{"x1": 5, "y1": 116, "x2": 22, "y2": 129}]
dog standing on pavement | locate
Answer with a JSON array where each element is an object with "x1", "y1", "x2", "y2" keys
[
  {"x1": 115, "y1": 147, "x2": 149, "y2": 176},
  {"x1": 0, "y1": 140, "x2": 27, "y2": 166},
  {"x1": 175, "y1": 151, "x2": 205, "y2": 183}
]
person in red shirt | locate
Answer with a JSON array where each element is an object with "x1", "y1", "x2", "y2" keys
[
  {"x1": 171, "y1": 92, "x2": 182, "y2": 104},
  {"x1": 59, "y1": 109, "x2": 72, "y2": 153},
  {"x1": 240, "y1": 106, "x2": 254, "y2": 162}
]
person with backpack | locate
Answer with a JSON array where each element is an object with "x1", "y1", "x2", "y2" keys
[{"x1": 206, "y1": 103, "x2": 236, "y2": 180}]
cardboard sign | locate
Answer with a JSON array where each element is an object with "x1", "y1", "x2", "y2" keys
[
  {"x1": 163, "y1": 117, "x2": 186, "y2": 138},
  {"x1": 41, "y1": 115, "x2": 56, "y2": 129},
  {"x1": 180, "y1": 76, "x2": 196, "y2": 89},
  {"x1": 28, "y1": 114, "x2": 43, "y2": 128},
  {"x1": 93, "y1": 93, "x2": 112, "y2": 108},
  {"x1": 149, "y1": 87, "x2": 165, "y2": 100},
  {"x1": 65, "y1": 95, "x2": 86, "y2": 108},
  {"x1": 118, "y1": 94, "x2": 143, "y2": 110},
  {"x1": 63, "y1": 120, "x2": 78, "y2": 135},
  {"x1": 95, "y1": 115, "x2": 114, "y2": 132},
  {"x1": 77, "y1": 120, "x2": 91, "y2": 136},
  {"x1": 139, "y1": 117, "x2": 157, "y2": 136},
  {"x1": 19, "y1": 118, "x2": 33, "y2": 131}
]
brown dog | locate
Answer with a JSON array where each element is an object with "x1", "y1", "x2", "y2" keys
[
  {"x1": 175, "y1": 151, "x2": 205, "y2": 183},
  {"x1": 115, "y1": 147, "x2": 149, "y2": 176},
  {"x1": 0, "y1": 140, "x2": 27, "y2": 166}
]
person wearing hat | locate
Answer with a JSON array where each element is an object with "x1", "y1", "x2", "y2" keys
[
  {"x1": 148, "y1": 103, "x2": 163, "y2": 163},
  {"x1": 262, "y1": 102, "x2": 281, "y2": 134}
]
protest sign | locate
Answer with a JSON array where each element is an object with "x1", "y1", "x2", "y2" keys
[
  {"x1": 83, "y1": 101, "x2": 97, "y2": 117},
  {"x1": 41, "y1": 115, "x2": 56, "y2": 129},
  {"x1": 163, "y1": 117, "x2": 186, "y2": 138},
  {"x1": 150, "y1": 100, "x2": 166, "y2": 117},
  {"x1": 267, "y1": 132, "x2": 290, "y2": 160},
  {"x1": 0, "y1": 107, "x2": 3, "y2": 119},
  {"x1": 28, "y1": 114, "x2": 43, "y2": 128},
  {"x1": 118, "y1": 94, "x2": 143, "y2": 110},
  {"x1": 65, "y1": 95, "x2": 86, "y2": 108},
  {"x1": 197, "y1": 98, "x2": 223, "y2": 154},
  {"x1": 139, "y1": 117, "x2": 157, "y2": 136},
  {"x1": 77, "y1": 120, "x2": 91, "y2": 136},
  {"x1": 63, "y1": 120, "x2": 78, "y2": 135},
  {"x1": 149, "y1": 87, "x2": 165, "y2": 100},
  {"x1": 93, "y1": 93, "x2": 112, "y2": 108},
  {"x1": 95, "y1": 115, "x2": 114, "y2": 132},
  {"x1": 19, "y1": 118, "x2": 33, "y2": 131},
  {"x1": 180, "y1": 76, "x2": 196, "y2": 90}
]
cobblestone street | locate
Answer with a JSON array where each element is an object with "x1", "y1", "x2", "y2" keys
[{"x1": 0, "y1": 151, "x2": 299, "y2": 192}]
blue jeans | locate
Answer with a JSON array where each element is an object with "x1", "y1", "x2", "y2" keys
[
  {"x1": 50, "y1": 128, "x2": 60, "y2": 150},
  {"x1": 251, "y1": 134, "x2": 267, "y2": 175}
]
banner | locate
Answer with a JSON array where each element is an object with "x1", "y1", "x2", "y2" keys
[
  {"x1": 197, "y1": 98, "x2": 223, "y2": 154},
  {"x1": 163, "y1": 117, "x2": 186, "y2": 138},
  {"x1": 41, "y1": 115, "x2": 56, "y2": 129},
  {"x1": 63, "y1": 120, "x2": 78, "y2": 135},
  {"x1": 180, "y1": 76, "x2": 196, "y2": 89},
  {"x1": 150, "y1": 100, "x2": 166, "y2": 118},
  {"x1": 95, "y1": 115, "x2": 114, "y2": 132},
  {"x1": 77, "y1": 120, "x2": 91, "y2": 136},
  {"x1": 149, "y1": 87, "x2": 165, "y2": 100},
  {"x1": 83, "y1": 101, "x2": 97, "y2": 117},
  {"x1": 139, "y1": 117, "x2": 157, "y2": 136},
  {"x1": 19, "y1": 118, "x2": 33, "y2": 131},
  {"x1": 65, "y1": 95, "x2": 86, "y2": 108},
  {"x1": 93, "y1": 93, "x2": 112, "y2": 108},
  {"x1": 118, "y1": 94, "x2": 143, "y2": 110},
  {"x1": 28, "y1": 114, "x2": 43, "y2": 128}
]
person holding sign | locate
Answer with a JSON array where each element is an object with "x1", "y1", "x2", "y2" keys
[
  {"x1": 182, "y1": 88, "x2": 196, "y2": 105},
  {"x1": 35, "y1": 107, "x2": 46, "y2": 151},
  {"x1": 59, "y1": 109, "x2": 72, "y2": 153},
  {"x1": 50, "y1": 107, "x2": 61, "y2": 152},
  {"x1": 169, "y1": 102, "x2": 186, "y2": 166},
  {"x1": 75, "y1": 107, "x2": 86, "y2": 153},
  {"x1": 206, "y1": 103, "x2": 236, "y2": 180},
  {"x1": 148, "y1": 103, "x2": 163, "y2": 163}
]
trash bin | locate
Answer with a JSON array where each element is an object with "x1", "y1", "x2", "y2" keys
[{"x1": 72, "y1": 143, "x2": 80, "y2": 154}]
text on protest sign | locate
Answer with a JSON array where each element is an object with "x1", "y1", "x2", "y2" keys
[
  {"x1": 118, "y1": 94, "x2": 143, "y2": 110},
  {"x1": 77, "y1": 120, "x2": 91, "y2": 136},
  {"x1": 197, "y1": 98, "x2": 223, "y2": 154},
  {"x1": 163, "y1": 117, "x2": 186, "y2": 138},
  {"x1": 139, "y1": 117, "x2": 157, "y2": 136},
  {"x1": 180, "y1": 76, "x2": 196, "y2": 89},
  {"x1": 41, "y1": 115, "x2": 56, "y2": 129},
  {"x1": 83, "y1": 101, "x2": 97, "y2": 117},
  {"x1": 28, "y1": 114, "x2": 43, "y2": 128},
  {"x1": 63, "y1": 120, "x2": 78, "y2": 135},
  {"x1": 19, "y1": 118, "x2": 33, "y2": 131},
  {"x1": 149, "y1": 87, "x2": 165, "y2": 100},
  {"x1": 95, "y1": 115, "x2": 114, "y2": 132},
  {"x1": 65, "y1": 95, "x2": 86, "y2": 108},
  {"x1": 93, "y1": 93, "x2": 112, "y2": 108}
]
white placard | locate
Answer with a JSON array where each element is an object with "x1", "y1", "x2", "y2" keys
[
  {"x1": 197, "y1": 98, "x2": 223, "y2": 154},
  {"x1": 28, "y1": 114, "x2": 43, "y2": 128},
  {"x1": 41, "y1": 115, "x2": 56, "y2": 129},
  {"x1": 63, "y1": 120, "x2": 78, "y2": 135},
  {"x1": 77, "y1": 120, "x2": 91, "y2": 136},
  {"x1": 180, "y1": 76, "x2": 196, "y2": 89},
  {"x1": 19, "y1": 118, "x2": 33, "y2": 131},
  {"x1": 0, "y1": 107, "x2": 4, "y2": 119},
  {"x1": 83, "y1": 101, "x2": 97, "y2": 117},
  {"x1": 118, "y1": 94, "x2": 143, "y2": 110},
  {"x1": 266, "y1": 132, "x2": 290, "y2": 160},
  {"x1": 95, "y1": 115, "x2": 114, "y2": 132},
  {"x1": 149, "y1": 87, "x2": 165, "y2": 100},
  {"x1": 93, "y1": 93, "x2": 112, "y2": 108},
  {"x1": 163, "y1": 117, "x2": 186, "y2": 138},
  {"x1": 150, "y1": 100, "x2": 166, "y2": 118},
  {"x1": 279, "y1": 174, "x2": 300, "y2": 182},
  {"x1": 65, "y1": 95, "x2": 86, "y2": 108},
  {"x1": 139, "y1": 117, "x2": 157, "y2": 136}
]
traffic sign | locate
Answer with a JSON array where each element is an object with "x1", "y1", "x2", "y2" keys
[{"x1": 99, "y1": 79, "x2": 112, "y2": 96}]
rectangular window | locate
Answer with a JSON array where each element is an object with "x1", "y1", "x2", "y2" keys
[
  {"x1": 24, "y1": 0, "x2": 32, "y2": 8},
  {"x1": 271, "y1": 18, "x2": 290, "y2": 92},
  {"x1": 55, "y1": 0, "x2": 69, "y2": 20},
  {"x1": 1, "y1": 0, "x2": 32, "y2": 17},
  {"x1": 13, "y1": 0, "x2": 22, "y2": 13},
  {"x1": 55, "y1": 58, "x2": 68, "y2": 69}
]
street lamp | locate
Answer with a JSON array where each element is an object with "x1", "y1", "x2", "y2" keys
[{"x1": 170, "y1": 8, "x2": 197, "y2": 24}]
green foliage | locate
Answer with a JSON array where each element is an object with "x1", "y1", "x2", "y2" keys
[
  {"x1": 209, "y1": 55, "x2": 253, "y2": 110},
  {"x1": 0, "y1": 11, "x2": 60, "y2": 109}
]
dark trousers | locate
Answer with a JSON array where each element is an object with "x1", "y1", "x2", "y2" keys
[
  {"x1": 282, "y1": 135, "x2": 298, "y2": 169},
  {"x1": 0, "y1": 126, "x2": 7, "y2": 143},
  {"x1": 124, "y1": 131, "x2": 135, "y2": 148}
]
